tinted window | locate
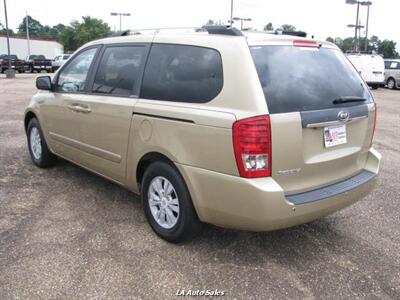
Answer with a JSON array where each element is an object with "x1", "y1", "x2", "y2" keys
[
  {"x1": 250, "y1": 46, "x2": 372, "y2": 114},
  {"x1": 92, "y1": 46, "x2": 145, "y2": 96},
  {"x1": 384, "y1": 61, "x2": 392, "y2": 69},
  {"x1": 141, "y1": 44, "x2": 223, "y2": 103},
  {"x1": 56, "y1": 48, "x2": 97, "y2": 93}
]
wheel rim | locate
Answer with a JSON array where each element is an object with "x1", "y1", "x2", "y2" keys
[
  {"x1": 148, "y1": 176, "x2": 180, "y2": 229},
  {"x1": 30, "y1": 127, "x2": 42, "y2": 160},
  {"x1": 388, "y1": 79, "x2": 395, "y2": 89}
]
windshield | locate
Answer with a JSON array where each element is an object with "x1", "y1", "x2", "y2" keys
[{"x1": 250, "y1": 46, "x2": 373, "y2": 114}]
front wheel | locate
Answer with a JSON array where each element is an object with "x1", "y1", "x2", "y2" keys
[
  {"x1": 387, "y1": 78, "x2": 397, "y2": 89},
  {"x1": 141, "y1": 161, "x2": 202, "y2": 243},
  {"x1": 27, "y1": 118, "x2": 57, "y2": 168}
]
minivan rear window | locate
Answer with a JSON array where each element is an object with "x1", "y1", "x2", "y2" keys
[{"x1": 250, "y1": 46, "x2": 373, "y2": 114}]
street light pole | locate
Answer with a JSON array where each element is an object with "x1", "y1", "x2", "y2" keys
[
  {"x1": 361, "y1": 1, "x2": 372, "y2": 51},
  {"x1": 365, "y1": 4, "x2": 370, "y2": 51},
  {"x1": 230, "y1": 0, "x2": 234, "y2": 26},
  {"x1": 110, "y1": 12, "x2": 131, "y2": 31},
  {"x1": 233, "y1": 17, "x2": 252, "y2": 30},
  {"x1": 346, "y1": 0, "x2": 372, "y2": 52},
  {"x1": 354, "y1": 1, "x2": 360, "y2": 50},
  {"x1": 25, "y1": 11, "x2": 31, "y2": 58},
  {"x1": 3, "y1": 0, "x2": 15, "y2": 78}
]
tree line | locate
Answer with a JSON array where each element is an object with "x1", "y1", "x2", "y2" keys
[
  {"x1": 1, "y1": 17, "x2": 398, "y2": 58},
  {"x1": 0, "y1": 15, "x2": 111, "y2": 52}
]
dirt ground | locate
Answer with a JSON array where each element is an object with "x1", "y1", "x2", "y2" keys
[{"x1": 0, "y1": 74, "x2": 399, "y2": 299}]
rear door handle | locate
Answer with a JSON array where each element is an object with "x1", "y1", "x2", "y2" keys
[{"x1": 67, "y1": 104, "x2": 91, "y2": 113}]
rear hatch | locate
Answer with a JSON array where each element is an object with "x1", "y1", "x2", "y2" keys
[
  {"x1": 250, "y1": 42, "x2": 376, "y2": 194},
  {"x1": 32, "y1": 55, "x2": 52, "y2": 66},
  {"x1": 347, "y1": 54, "x2": 385, "y2": 83}
]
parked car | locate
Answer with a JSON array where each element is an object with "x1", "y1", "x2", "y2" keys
[
  {"x1": 24, "y1": 54, "x2": 52, "y2": 73},
  {"x1": 52, "y1": 54, "x2": 71, "y2": 72},
  {"x1": 384, "y1": 59, "x2": 400, "y2": 89},
  {"x1": 24, "y1": 26, "x2": 381, "y2": 242},
  {"x1": 346, "y1": 53, "x2": 385, "y2": 89},
  {"x1": 0, "y1": 54, "x2": 25, "y2": 73}
]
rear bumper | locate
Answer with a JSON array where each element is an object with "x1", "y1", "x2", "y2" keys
[
  {"x1": 176, "y1": 148, "x2": 381, "y2": 231},
  {"x1": 33, "y1": 65, "x2": 52, "y2": 70},
  {"x1": 366, "y1": 81, "x2": 385, "y2": 86}
]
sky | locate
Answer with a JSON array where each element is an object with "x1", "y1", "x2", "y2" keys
[{"x1": 1, "y1": 0, "x2": 399, "y2": 48}]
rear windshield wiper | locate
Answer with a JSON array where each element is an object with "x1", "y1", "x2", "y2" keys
[{"x1": 332, "y1": 96, "x2": 367, "y2": 104}]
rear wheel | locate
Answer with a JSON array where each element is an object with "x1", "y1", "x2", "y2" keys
[
  {"x1": 387, "y1": 78, "x2": 397, "y2": 89},
  {"x1": 27, "y1": 118, "x2": 57, "y2": 168},
  {"x1": 141, "y1": 161, "x2": 202, "y2": 243}
]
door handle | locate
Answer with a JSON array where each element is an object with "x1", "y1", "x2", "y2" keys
[{"x1": 67, "y1": 104, "x2": 91, "y2": 113}]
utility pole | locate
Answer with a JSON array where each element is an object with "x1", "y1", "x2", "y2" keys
[
  {"x1": 3, "y1": 0, "x2": 15, "y2": 78},
  {"x1": 25, "y1": 11, "x2": 31, "y2": 58}
]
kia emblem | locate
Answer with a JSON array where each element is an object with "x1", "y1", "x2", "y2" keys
[{"x1": 338, "y1": 111, "x2": 349, "y2": 121}]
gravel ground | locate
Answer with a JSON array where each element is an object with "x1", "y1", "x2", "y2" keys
[{"x1": 0, "y1": 74, "x2": 399, "y2": 300}]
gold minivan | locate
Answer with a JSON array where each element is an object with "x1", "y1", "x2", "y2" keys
[{"x1": 24, "y1": 26, "x2": 381, "y2": 242}]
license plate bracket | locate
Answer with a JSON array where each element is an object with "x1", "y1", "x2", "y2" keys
[{"x1": 324, "y1": 124, "x2": 347, "y2": 148}]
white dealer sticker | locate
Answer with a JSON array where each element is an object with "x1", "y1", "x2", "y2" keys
[{"x1": 324, "y1": 124, "x2": 347, "y2": 148}]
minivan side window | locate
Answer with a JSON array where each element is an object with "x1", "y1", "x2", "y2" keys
[
  {"x1": 141, "y1": 44, "x2": 223, "y2": 103},
  {"x1": 92, "y1": 46, "x2": 146, "y2": 96},
  {"x1": 55, "y1": 47, "x2": 97, "y2": 93}
]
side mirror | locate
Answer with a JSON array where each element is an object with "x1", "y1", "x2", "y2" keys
[{"x1": 36, "y1": 76, "x2": 52, "y2": 91}]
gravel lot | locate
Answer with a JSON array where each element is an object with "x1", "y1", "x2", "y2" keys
[{"x1": 0, "y1": 74, "x2": 399, "y2": 300}]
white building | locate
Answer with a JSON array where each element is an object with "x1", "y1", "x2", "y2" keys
[{"x1": 0, "y1": 35, "x2": 63, "y2": 59}]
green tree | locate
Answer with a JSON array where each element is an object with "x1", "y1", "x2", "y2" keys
[
  {"x1": 205, "y1": 19, "x2": 215, "y2": 26},
  {"x1": 281, "y1": 24, "x2": 297, "y2": 31},
  {"x1": 263, "y1": 22, "x2": 273, "y2": 31},
  {"x1": 17, "y1": 16, "x2": 44, "y2": 37},
  {"x1": 60, "y1": 16, "x2": 111, "y2": 51},
  {"x1": 378, "y1": 39, "x2": 399, "y2": 58},
  {"x1": 326, "y1": 36, "x2": 335, "y2": 43},
  {"x1": 49, "y1": 24, "x2": 66, "y2": 41},
  {"x1": 0, "y1": 21, "x2": 14, "y2": 35}
]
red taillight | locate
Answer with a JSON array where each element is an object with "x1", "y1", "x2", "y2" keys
[
  {"x1": 232, "y1": 115, "x2": 272, "y2": 178},
  {"x1": 293, "y1": 40, "x2": 318, "y2": 48},
  {"x1": 370, "y1": 103, "x2": 377, "y2": 147}
]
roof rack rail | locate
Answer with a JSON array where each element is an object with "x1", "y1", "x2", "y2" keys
[
  {"x1": 109, "y1": 30, "x2": 131, "y2": 37},
  {"x1": 265, "y1": 29, "x2": 307, "y2": 38},
  {"x1": 202, "y1": 25, "x2": 243, "y2": 36},
  {"x1": 110, "y1": 26, "x2": 244, "y2": 37}
]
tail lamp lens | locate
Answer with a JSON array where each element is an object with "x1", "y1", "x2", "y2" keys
[{"x1": 232, "y1": 115, "x2": 272, "y2": 178}]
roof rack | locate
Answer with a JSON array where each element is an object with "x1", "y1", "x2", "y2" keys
[
  {"x1": 265, "y1": 29, "x2": 307, "y2": 37},
  {"x1": 202, "y1": 25, "x2": 243, "y2": 36},
  {"x1": 126, "y1": 26, "x2": 244, "y2": 37},
  {"x1": 109, "y1": 30, "x2": 131, "y2": 37}
]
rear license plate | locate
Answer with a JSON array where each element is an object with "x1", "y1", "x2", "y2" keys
[{"x1": 324, "y1": 124, "x2": 347, "y2": 148}]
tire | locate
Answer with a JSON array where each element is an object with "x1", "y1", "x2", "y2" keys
[
  {"x1": 387, "y1": 78, "x2": 397, "y2": 90},
  {"x1": 27, "y1": 118, "x2": 57, "y2": 168},
  {"x1": 371, "y1": 85, "x2": 379, "y2": 90},
  {"x1": 141, "y1": 161, "x2": 202, "y2": 243}
]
